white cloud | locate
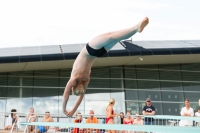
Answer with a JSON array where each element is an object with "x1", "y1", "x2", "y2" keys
[{"x1": 0, "y1": 0, "x2": 199, "y2": 48}]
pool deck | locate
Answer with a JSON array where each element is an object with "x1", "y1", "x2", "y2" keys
[{"x1": 0, "y1": 129, "x2": 24, "y2": 133}]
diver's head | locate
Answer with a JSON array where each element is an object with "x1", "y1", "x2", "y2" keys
[{"x1": 72, "y1": 83, "x2": 85, "y2": 96}]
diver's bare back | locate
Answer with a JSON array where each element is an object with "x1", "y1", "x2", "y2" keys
[{"x1": 70, "y1": 47, "x2": 96, "y2": 83}]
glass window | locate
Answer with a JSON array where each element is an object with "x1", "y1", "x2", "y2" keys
[
  {"x1": 138, "y1": 90, "x2": 161, "y2": 101},
  {"x1": 125, "y1": 90, "x2": 138, "y2": 100},
  {"x1": 33, "y1": 97, "x2": 59, "y2": 114},
  {"x1": 8, "y1": 76, "x2": 20, "y2": 86},
  {"x1": 0, "y1": 87, "x2": 6, "y2": 98},
  {"x1": 111, "y1": 90, "x2": 124, "y2": 101},
  {"x1": 7, "y1": 87, "x2": 33, "y2": 98},
  {"x1": 88, "y1": 79, "x2": 109, "y2": 88},
  {"x1": 159, "y1": 71, "x2": 181, "y2": 81},
  {"x1": 162, "y1": 103, "x2": 183, "y2": 115},
  {"x1": 124, "y1": 80, "x2": 137, "y2": 89},
  {"x1": 85, "y1": 89, "x2": 110, "y2": 100},
  {"x1": 6, "y1": 98, "x2": 32, "y2": 113},
  {"x1": 137, "y1": 81, "x2": 160, "y2": 90},
  {"x1": 91, "y1": 67, "x2": 109, "y2": 78},
  {"x1": 160, "y1": 82, "x2": 183, "y2": 91},
  {"x1": 59, "y1": 78, "x2": 69, "y2": 88},
  {"x1": 152, "y1": 103, "x2": 163, "y2": 115},
  {"x1": 136, "y1": 65, "x2": 159, "y2": 80},
  {"x1": 0, "y1": 98, "x2": 6, "y2": 112},
  {"x1": 161, "y1": 91, "x2": 184, "y2": 102},
  {"x1": 110, "y1": 67, "x2": 122, "y2": 78},
  {"x1": 124, "y1": 66, "x2": 136, "y2": 78},
  {"x1": 181, "y1": 63, "x2": 200, "y2": 71},
  {"x1": 34, "y1": 77, "x2": 59, "y2": 87},
  {"x1": 33, "y1": 87, "x2": 58, "y2": 97},
  {"x1": 182, "y1": 72, "x2": 200, "y2": 82},
  {"x1": 160, "y1": 82, "x2": 184, "y2": 102},
  {"x1": 184, "y1": 92, "x2": 200, "y2": 102},
  {"x1": 159, "y1": 64, "x2": 180, "y2": 70},
  {"x1": 85, "y1": 100, "x2": 108, "y2": 115},
  {"x1": 110, "y1": 79, "x2": 122, "y2": 88},
  {"x1": 126, "y1": 101, "x2": 139, "y2": 115},
  {"x1": 183, "y1": 83, "x2": 200, "y2": 91}
]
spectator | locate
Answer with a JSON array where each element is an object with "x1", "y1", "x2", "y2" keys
[
  {"x1": 195, "y1": 106, "x2": 200, "y2": 117},
  {"x1": 86, "y1": 110, "x2": 99, "y2": 133},
  {"x1": 26, "y1": 108, "x2": 38, "y2": 133},
  {"x1": 123, "y1": 111, "x2": 133, "y2": 125},
  {"x1": 119, "y1": 112, "x2": 124, "y2": 124},
  {"x1": 133, "y1": 113, "x2": 144, "y2": 133},
  {"x1": 133, "y1": 113, "x2": 143, "y2": 125},
  {"x1": 195, "y1": 106, "x2": 200, "y2": 126},
  {"x1": 30, "y1": 111, "x2": 54, "y2": 133},
  {"x1": 4, "y1": 109, "x2": 19, "y2": 130},
  {"x1": 74, "y1": 112, "x2": 84, "y2": 133},
  {"x1": 142, "y1": 98, "x2": 155, "y2": 125},
  {"x1": 123, "y1": 111, "x2": 133, "y2": 133},
  {"x1": 179, "y1": 99, "x2": 194, "y2": 127}
]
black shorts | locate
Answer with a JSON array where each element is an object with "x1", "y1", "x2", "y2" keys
[{"x1": 86, "y1": 43, "x2": 107, "y2": 57}]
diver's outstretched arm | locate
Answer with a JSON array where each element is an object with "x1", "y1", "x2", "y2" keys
[
  {"x1": 62, "y1": 81, "x2": 73, "y2": 115},
  {"x1": 63, "y1": 80, "x2": 90, "y2": 117}
]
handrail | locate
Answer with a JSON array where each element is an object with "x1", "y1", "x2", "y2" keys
[
  {"x1": 10, "y1": 123, "x2": 18, "y2": 133},
  {"x1": 23, "y1": 116, "x2": 37, "y2": 133}
]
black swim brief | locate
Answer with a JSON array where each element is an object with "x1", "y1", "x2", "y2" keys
[{"x1": 86, "y1": 43, "x2": 107, "y2": 57}]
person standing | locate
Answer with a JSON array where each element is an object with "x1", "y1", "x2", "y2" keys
[
  {"x1": 142, "y1": 98, "x2": 155, "y2": 125},
  {"x1": 179, "y1": 99, "x2": 194, "y2": 127}
]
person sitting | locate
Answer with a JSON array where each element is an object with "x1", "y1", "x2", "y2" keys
[
  {"x1": 74, "y1": 112, "x2": 84, "y2": 133},
  {"x1": 133, "y1": 113, "x2": 144, "y2": 133},
  {"x1": 133, "y1": 113, "x2": 143, "y2": 125},
  {"x1": 119, "y1": 112, "x2": 124, "y2": 124},
  {"x1": 123, "y1": 111, "x2": 133, "y2": 125},
  {"x1": 26, "y1": 108, "x2": 38, "y2": 133},
  {"x1": 4, "y1": 109, "x2": 19, "y2": 130},
  {"x1": 30, "y1": 111, "x2": 54, "y2": 133},
  {"x1": 123, "y1": 111, "x2": 134, "y2": 133},
  {"x1": 86, "y1": 110, "x2": 99, "y2": 133},
  {"x1": 195, "y1": 106, "x2": 200, "y2": 126}
]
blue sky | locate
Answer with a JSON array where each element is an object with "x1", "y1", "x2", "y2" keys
[{"x1": 0, "y1": 0, "x2": 199, "y2": 48}]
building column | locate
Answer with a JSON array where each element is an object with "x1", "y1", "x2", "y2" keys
[{"x1": 20, "y1": 77, "x2": 23, "y2": 98}]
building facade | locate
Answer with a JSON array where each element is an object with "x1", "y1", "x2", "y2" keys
[
  {"x1": 0, "y1": 40, "x2": 200, "y2": 115},
  {"x1": 0, "y1": 63, "x2": 200, "y2": 115}
]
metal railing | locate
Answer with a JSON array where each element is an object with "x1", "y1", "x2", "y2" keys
[
  {"x1": 23, "y1": 115, "x2": 38, "y2": 133},
  {"x1": 10, "y1": 123, "x2": 18, "y2": 133},
  {"x1": 1, "y1": 112, "x2": 200, "y2": 133}
]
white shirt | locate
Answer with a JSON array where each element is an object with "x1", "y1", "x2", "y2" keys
[
  {"x1": 195, "y1": 112, "x2": 200, "y2": 117},
  {"x1": 179, "y1": 107, "x2": 194, "y2": 126}
]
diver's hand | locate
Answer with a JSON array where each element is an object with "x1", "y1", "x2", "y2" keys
[
  {"x1": 63, "y1": 109, "x2": 68, "y2": 116},
  {"x1": 67, "y1": 109, "x2": 76, "y2": 117}
]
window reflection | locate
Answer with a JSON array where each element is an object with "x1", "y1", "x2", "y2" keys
[
  {"x1": 126, "y1": 101, "x2": 139, "y2": 115},
  {"x1": 6, "y1": 98, "x2": 32, "y2": 113},
  {"x1": 85, "y1": 89, "x2": 110, "y2": 100},
  {"x1": 125, "y1": 90, "x2": 138, "y2": 100},
  {"x1": 33, "y1": 97, "x2": 59, "y2": 114},
  {"x1": 138, "y1": 90, "x2": 161, "y2": 101},
  {"x1": 162, "y1": 103, "x2": 183, "y2": 115},
  {"x1": 0, "y1": 99, "x2": 6, "y2": 112}
]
